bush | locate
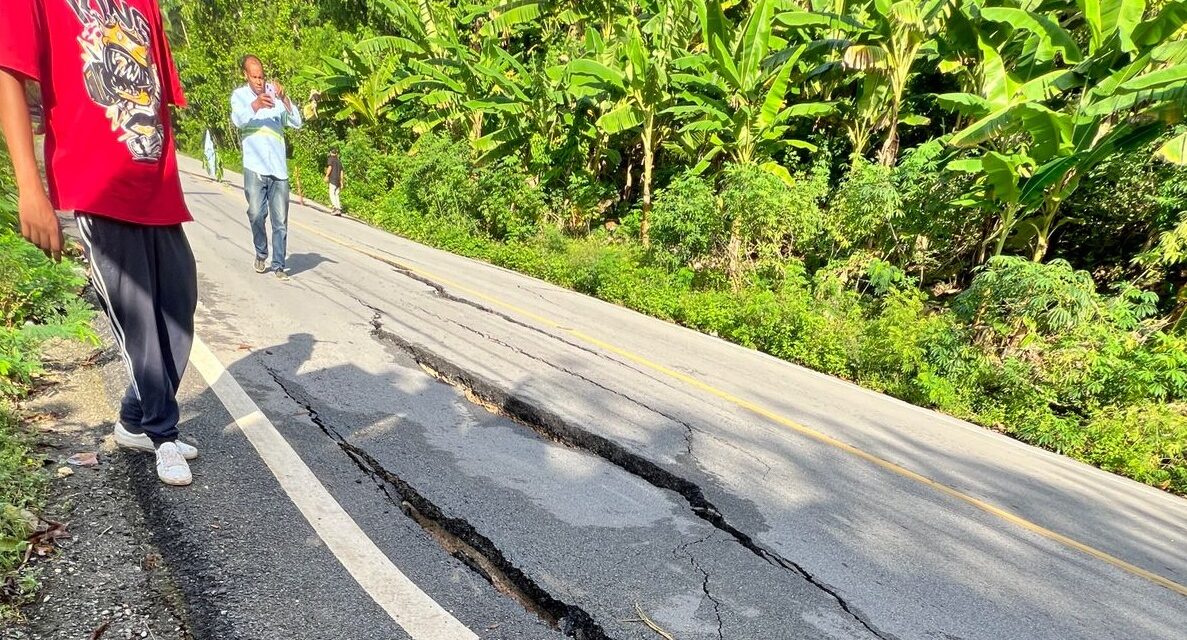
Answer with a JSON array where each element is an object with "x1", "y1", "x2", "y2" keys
[
  {"x1": 649, "y1": 172, "x2": 722, "y2": 268},
  {"x1": 825, "y1": 159, "x2": 902, "y2": 254},
  {"x1": 476, "y1": 159, "x2": 548, "y2": 242},
  {"x1": 0, "y1": 233, "x2": 87, "y2": 327},
  {"x1": 955, "y1": 257, "x2": 1108, "y2": 340},
  {"x1": 341, "y1": 128, "x2": 404, "y2": 206},
  {"x1": 1082, "y1": 403, "x2": 1187, "y2": 493},
  {"x1": 0, "y1": 232, "x2": 94, "y2": 397},
  {"x1": 721, "y1": 162, "x2": 828, "y2": 266},
  {"x1": 400, "y1": 134, "x2": 478, "y2": 224},
  {"x1": 894, "y1": 141, "x2": 981, "y2": 277}
]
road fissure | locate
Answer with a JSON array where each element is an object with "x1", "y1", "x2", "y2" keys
[
  {"x1": 264, "y1": 367, "x2": 616, "y2": 640},
  {"x1": 367, "y1": 317, "x2": 895, "y2": 640},
  {"x1": 416, "y1": 304, "x2": 701, "y2": 458}
]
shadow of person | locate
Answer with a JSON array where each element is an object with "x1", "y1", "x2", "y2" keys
[{"x1": 284, "y1": 252, "x2": 338, "y2": 276}]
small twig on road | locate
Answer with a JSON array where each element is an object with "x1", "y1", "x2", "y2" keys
[
  {"x1": 627, "y1": 602, "x2": 677, "y2": 640},
  {"x1": 89, "y1": 620, "x2": 111, "y2": 640},
  {"x1": 97, "y1": 526, "x2": 112, "y2": 537},
  {"x1": 143, "y1": 619, "x2": 159, "y2": 640}
]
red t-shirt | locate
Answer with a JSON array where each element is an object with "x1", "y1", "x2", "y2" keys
[{"x1": 0, "y1": 0, "x2": 191, "y2": 225}]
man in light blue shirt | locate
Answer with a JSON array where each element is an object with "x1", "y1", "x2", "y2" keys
[{"x1": 231, "y1": 55, "x2": 303, "y2": 278}]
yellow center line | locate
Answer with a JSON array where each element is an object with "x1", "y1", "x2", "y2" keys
[{"x1": 293, "y1": 216, "x2": 1187, "y2": 598}]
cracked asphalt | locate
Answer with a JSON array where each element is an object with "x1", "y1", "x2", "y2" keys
[{"x1": 89, "y1": 156, "x2": 1187, "y2": 639}]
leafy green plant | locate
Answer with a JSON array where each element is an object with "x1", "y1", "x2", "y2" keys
[
  {"x1": 168, "y1": 0, "x2": 1187, "y2": 497},
  {"x1": 1083, "y1": 403, "x2": 1187, "y2": 493},
  {"x1": 955, "y1": 257, "x2": 1110, "y2": 347},
  {"x1": 943, "y1": 0, "x2": 1187, "y2": 261},
  {"x1": 825, "y1": 158, "x2": 903, "y2": 256},
  {"x1": 476, "y1": 158, "x2": 548, "y2": 241},
  {"x1": 720, "y1": 161, "x2": 828, "y2": 284},
  {"x1": 400, "y1": 133, "x2": 479, "y2": 224},
  {"x1": 649, "y1": 172, "x2": 722, "y2": 267}
]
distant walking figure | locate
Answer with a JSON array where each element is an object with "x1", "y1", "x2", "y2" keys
[
  {"x1": 231, "y1": 55, "x2": 302, "y2": 279},
  {"x1": 325, "y1": 148, "x2": 344, "y2": 216},
  {"x1": 203, "y1": 129, "x2": 217, "y2": 180}
]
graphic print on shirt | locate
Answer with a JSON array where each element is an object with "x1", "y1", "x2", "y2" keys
[{"x1": 66, "y1": 0, "x2": 163, "y2": 162}]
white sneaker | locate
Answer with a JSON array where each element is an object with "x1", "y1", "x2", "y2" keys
[
  {"x1": 155, "y1": 442, "x2": 192, "y2": 486},
  {"x1": 114, "y1": 423, "x2": 198, "y2": 460}
]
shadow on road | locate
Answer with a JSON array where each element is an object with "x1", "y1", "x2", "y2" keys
[
  {"x1": 285, "y1": 252, "x2": 338, "y2": 276},
  {"x1": 189, "y1": 326, "x2": 1187, "y2": 640}
]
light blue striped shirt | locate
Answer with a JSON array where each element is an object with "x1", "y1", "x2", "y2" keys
[{"x1": 231, "y1": 85, "x2": 303, "y2": 179}]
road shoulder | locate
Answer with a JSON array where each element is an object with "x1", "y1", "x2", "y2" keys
[{"x1": 3, "y1": 334, "x2": 189, "y2": 639}]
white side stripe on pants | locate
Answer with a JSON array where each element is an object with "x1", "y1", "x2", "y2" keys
[{"x1": 77, "y1": 215, "x2": 142, "y2": 400}]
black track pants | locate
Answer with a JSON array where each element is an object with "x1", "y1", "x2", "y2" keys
[{"x1": 77, "y1": 214, "x2": 198, "y2": 444}]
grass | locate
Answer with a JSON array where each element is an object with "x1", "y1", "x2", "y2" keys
[{"x1": 0, "y1": 402, "x2": 46, "y2": 620}]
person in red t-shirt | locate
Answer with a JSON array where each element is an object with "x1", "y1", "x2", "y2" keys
[{"x1": 0, "y1": 0, "x2": 199, "y2": 486}]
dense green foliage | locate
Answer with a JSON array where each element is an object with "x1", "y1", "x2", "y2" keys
[
  {"x1": 0, "y1": 148, "x2": 93, "y2": 617},
  {"x1": 167, "y1": 0, "x2": 1187, "y2": 493}
]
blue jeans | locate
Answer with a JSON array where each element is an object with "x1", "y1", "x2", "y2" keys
[{"x1": 244, "y1": 168, "x2": 290, "y2": 271}]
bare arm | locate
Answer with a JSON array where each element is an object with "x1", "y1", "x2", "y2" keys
[{"x1": 0, "y1": 70, "x2": 60, "y2": 261}]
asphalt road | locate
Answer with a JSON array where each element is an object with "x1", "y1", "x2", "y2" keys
[{"x1": 106, "y1": 156, "x2": 1187, "y2": 640}]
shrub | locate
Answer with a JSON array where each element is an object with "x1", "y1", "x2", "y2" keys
[
  {"x1": 0, "y1": 232, "x2": 88, "y2": 327},
  {"x1": 339, "y1": 128, "x2": 405, "y2": 208},
  {"x1": 1083, "y1": 403, "x2": 1187, "y2": 493},
  {"x1": 649, "y1": 172, "x2": 722, "y2": 267},
  {"x1": 476, "y1": 159, "x2": 547, "y2": 242},
  {"x1": 894, "y1": 141, "x2": 981, "y2": 276},
  {"x1": 825, "y1": 159, "x2": 902, "y2": 254},
  {"x1": 955, "y1": 257, "x2": 1118, "y2": 347},
  {"x1": 400, "y1": 133, "x2": 478, "y2": 223},
  {"x1": 721, "y1": 162, "x2": 828, "y2": 266}
]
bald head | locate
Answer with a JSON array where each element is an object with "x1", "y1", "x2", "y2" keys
[{"x1": 242, "y1": 56, "x2": 265, "y2": 95}]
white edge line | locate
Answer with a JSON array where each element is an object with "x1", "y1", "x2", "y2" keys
[{"x1": 189, "y1": 335, "x2": 478, "y2": 640}]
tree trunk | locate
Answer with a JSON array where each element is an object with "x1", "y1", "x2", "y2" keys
[
  {"x1": 470, "y1": 111, "x2": 483, "y2": 146},
  {"x1": 993, "y1": 205, "x2": 1020, "y2": 259},
  {"x1": 975, "y1": 215, "x2": 994, "y2": 266},
  {"x1": 587, "y1": 133, "x2": 605, "y2": 175},
  {"x1": 877, "y1": 100, "x2": 901, "y2": 166},
  {"x1": 1032, "y1": 234, "x2": 1049, "y2": 262},
  {"x1": 877, "y1": 122, "x2": 900, "y2": 166},
  {"x1": 1032, "y1": 202, "x2": 1060, "y2": 262},
  {"x1": 728, "y1": 216, "x2": 743, "y2": 291},
  {"x1": 623, "y1": 159, "x2": 635, "y2": 201},
  {"x1": 641, "y1": 118, "x2": 655, "y2": 248}
]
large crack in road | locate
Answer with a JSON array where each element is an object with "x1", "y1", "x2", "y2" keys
[
  {"x1": 264, "y1": 367, "x2": 615, "y2": 640},
  {"x1": 362, "y1": 305, "x2": 895, "y2": 640}
]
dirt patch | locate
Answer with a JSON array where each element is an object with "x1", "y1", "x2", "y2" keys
[{"x1": 1, "y1": 338, "x2": 190, "y2": 640}]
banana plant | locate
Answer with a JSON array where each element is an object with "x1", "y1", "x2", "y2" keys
[
  {"x1": 943, "y1": 0, "x2": 1187, "y2": 261},
  {"x1": 299, "y1": 37, "x2": 423, "y2": 134},
  {"x1": 563, "y1": 1, "x2": 698, "y2": 245},
  {"x1": 665, "y1": 0, "x2": 832, "y2": 283},
  {"x1": 841, "y1": 0, "x2": 954, "y2": 165},
  {"x1": 367, "y1": 0, "x2": 547, "y2": 147},
  {"x1": 670, "y1": 0, "x2": 829, "y2": 176}
]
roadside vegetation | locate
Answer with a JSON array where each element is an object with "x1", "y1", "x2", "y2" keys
[
  {"x1": 167, "y1": 0, "x2": 1187, "y2": 494},
  {"x1": 0, "y1": 147, "x2": 93, "y2": 619}
]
